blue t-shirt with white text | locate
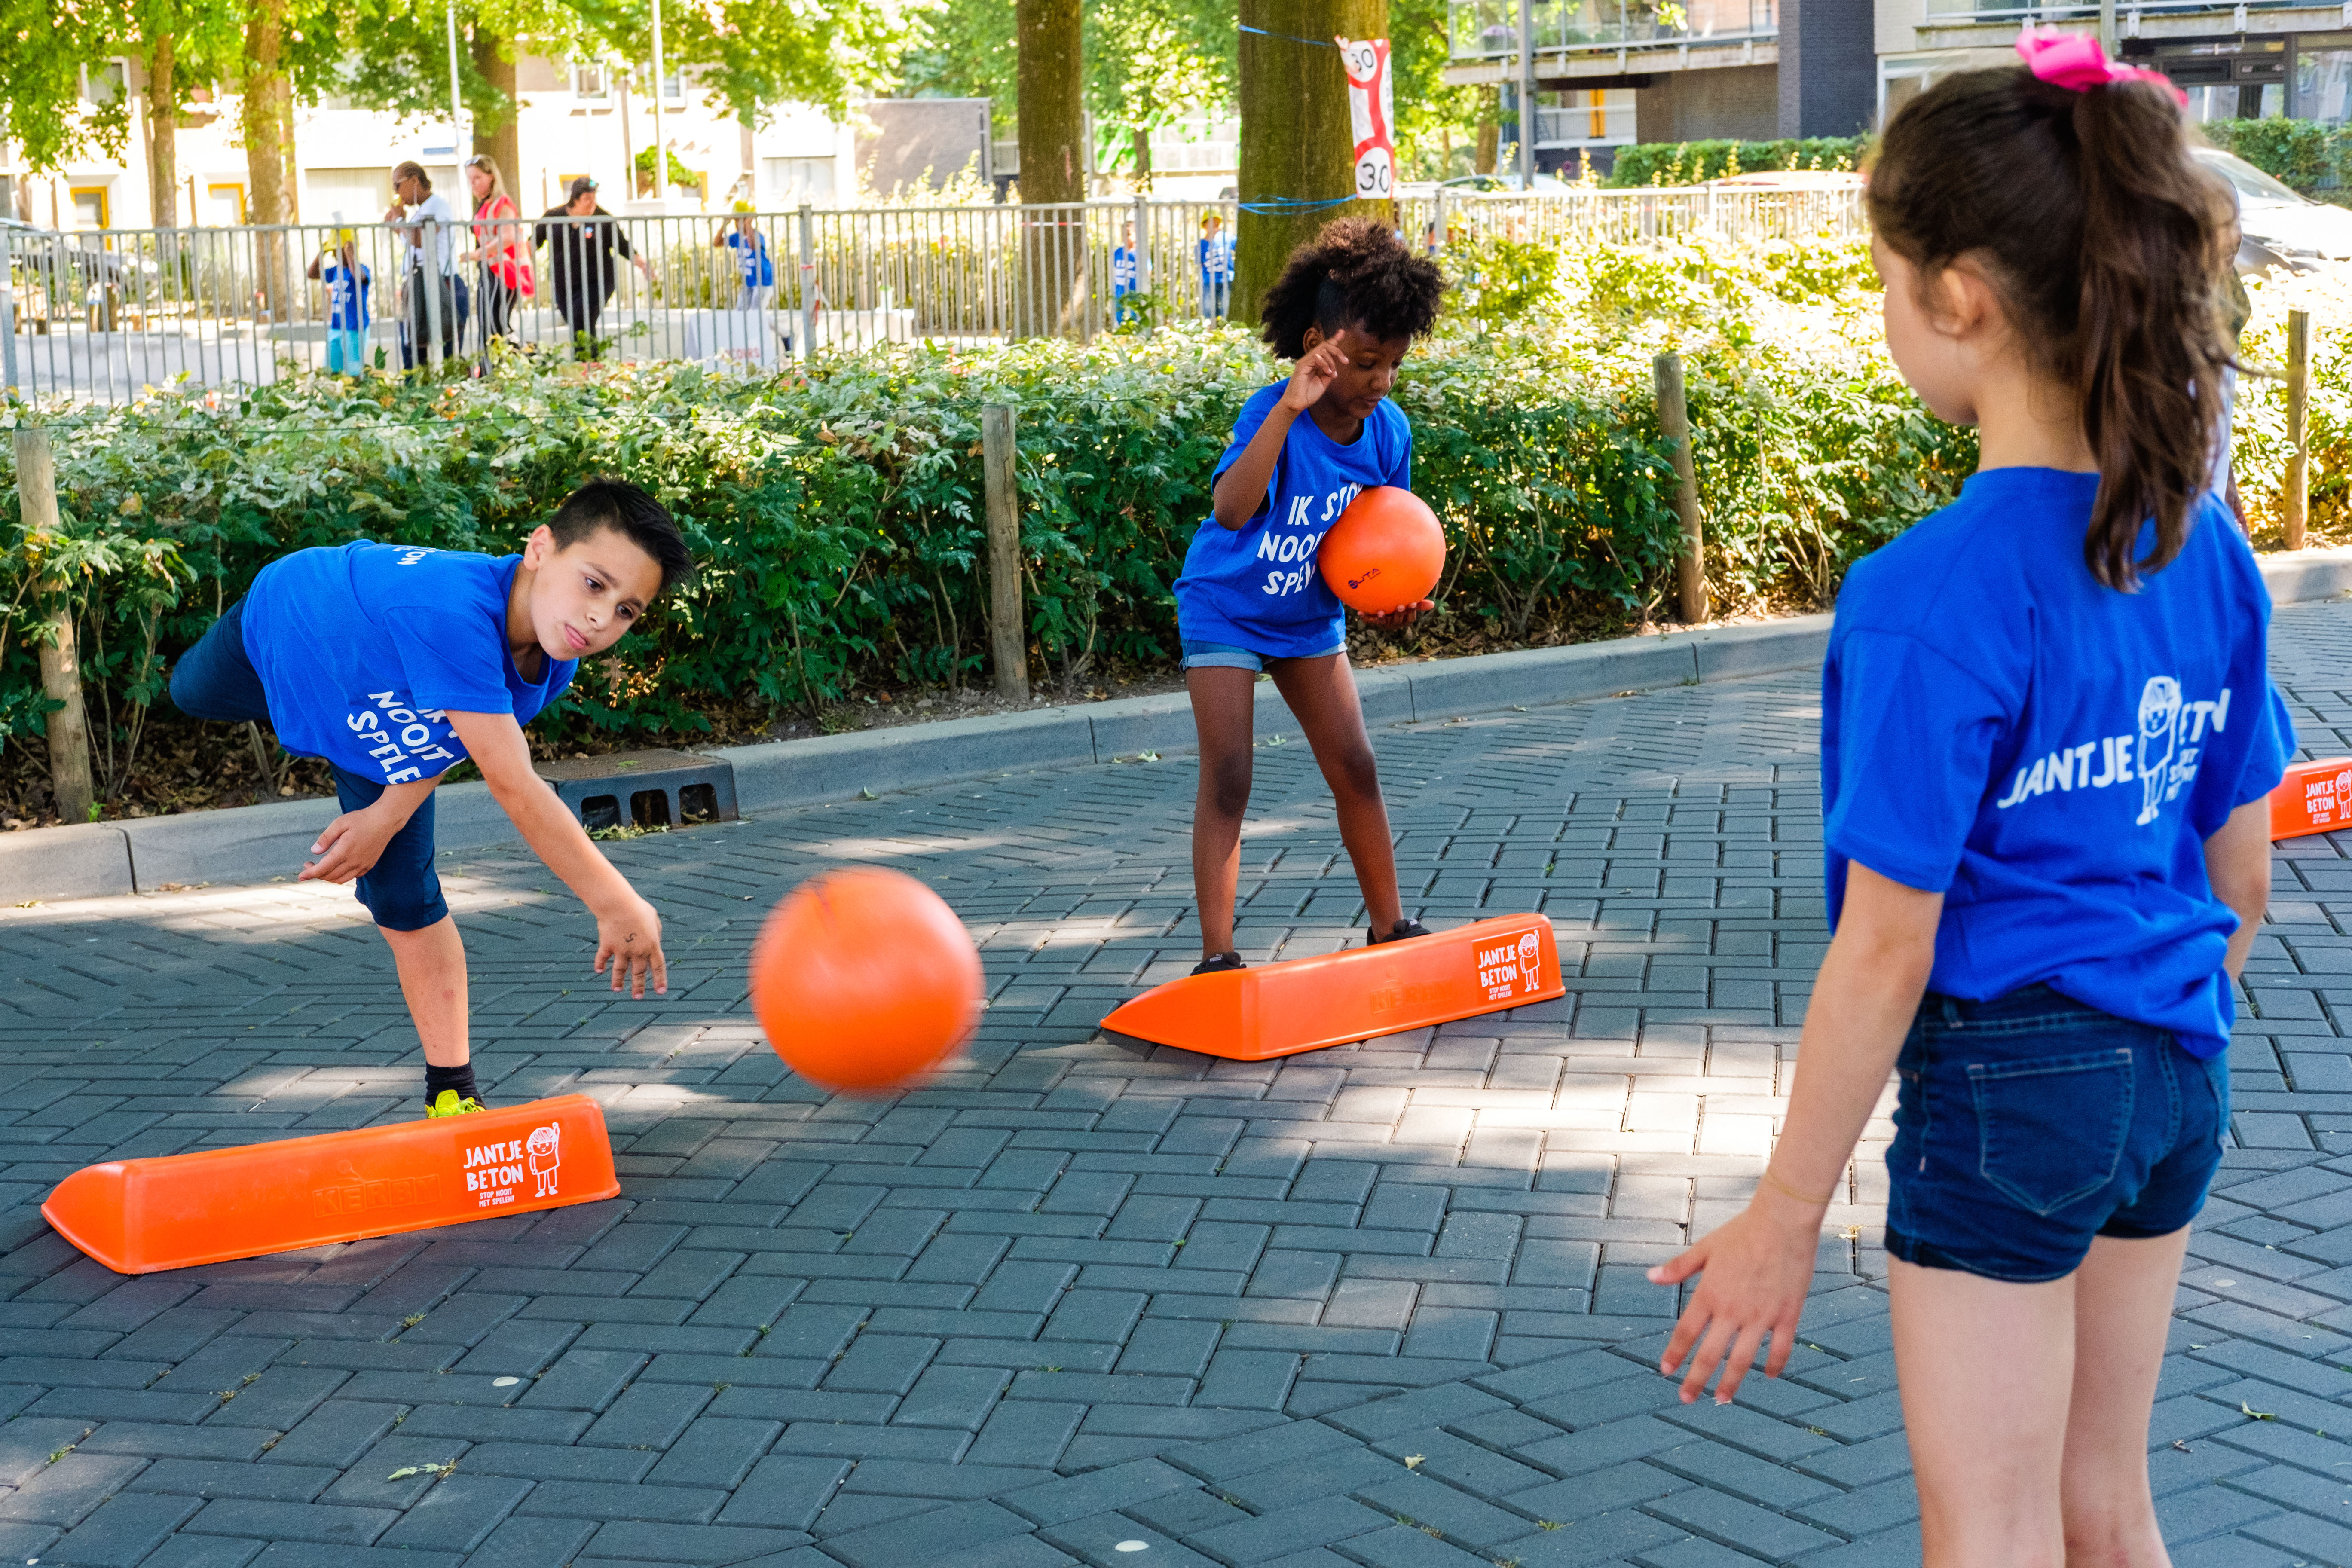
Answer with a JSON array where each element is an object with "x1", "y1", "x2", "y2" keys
[
  {"x1": 239, "y1": 541, "x2": 576, "y2": 784},
  {"x1": 1172, "y1": 382, "x2": 1413, "y2": 658},
  {"x1": 1822, "y1": 468, "x2": 2293, "y2": 1059}
]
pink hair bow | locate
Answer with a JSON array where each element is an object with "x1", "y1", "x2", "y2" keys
[{"x1": 2016, "y1": 24, "x2": 2188, "y2": 103}]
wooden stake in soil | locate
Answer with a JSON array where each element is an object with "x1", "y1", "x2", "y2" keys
[
  {"x1": 981, "y1": 404, "x2": 1031, "y2": 703},
  {"x1": 13, "y1": 426, "x2": 95, "y2": 823},
  {"x1": 1655, "y1": 352, "x2": 1707, "y2": 624},
  {"x1": 2287, "y1": 308, "x2": 2312, "y2": 551}
]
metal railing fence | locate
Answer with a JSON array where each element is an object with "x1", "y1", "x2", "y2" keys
[{"x1": 0, "y1": 183, "x2": 1866, "y2": 404}]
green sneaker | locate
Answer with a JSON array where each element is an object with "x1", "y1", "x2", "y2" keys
[{"x1": 425, "y1": 1089, "x2": 487, "y2": 1118}]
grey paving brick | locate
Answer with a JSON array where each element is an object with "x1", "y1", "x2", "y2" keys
[
  {"x1": 179, "y1": 1499, "x2": 395, "y2": 1546},
  {"x1": 41, "y1": 1491, "x2": 202, "y2": 1567}
]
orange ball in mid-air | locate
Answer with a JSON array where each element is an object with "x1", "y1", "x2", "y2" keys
[
  {"x1": 749, "y1": 867, "x2": 982, "y2": 1095},
  {"x1": 1318, "y1": 485, "x2": 1445, "y2": 615}
]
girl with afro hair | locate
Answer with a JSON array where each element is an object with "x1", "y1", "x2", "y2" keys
[{"x1": 1170, "y1": 217, "x2": 1446, "y2": 975}]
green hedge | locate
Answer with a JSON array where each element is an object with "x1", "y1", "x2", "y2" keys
[
  {"x1": 2201, "y1": 118, "x2": 2352, "y2": 208},
  {"x1": 0, "y1": 232, "x2": 1976, "y2": 819},
  {"x1": 1606, "y1": 137, "x2": 1865, "y2": 189}
]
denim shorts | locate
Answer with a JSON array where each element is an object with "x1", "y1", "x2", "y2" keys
[
  {"x1": 1179, "y1": 638, "x2": 1344, "y2": 673},
  {"x1": 168, "y1": 599, "x2": 450, "y2": 932},
  {"x1": 1885, "y1": 984, "x2": 2229, "y2": 1284}
]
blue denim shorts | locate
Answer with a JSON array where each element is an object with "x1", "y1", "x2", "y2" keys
[
  {"x1": 1179, "y1": 638, "x2": 1344, "y2": 673},
  {"x1": 169, "y1": 599, "x2": 450, "y2": 932},
  {"x1": 1885, "y1": 984, "x2": 2229, "y2": 1284}
]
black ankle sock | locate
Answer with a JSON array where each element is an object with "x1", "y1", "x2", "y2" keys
[{"x1": 425, "y1": 1063, "x2": 477, "y2": 1106}]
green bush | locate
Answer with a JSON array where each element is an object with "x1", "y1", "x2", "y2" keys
[
  {"x1": 0, "y1": 227, "x2": 1974, "y2": 820},
  {"x1": 2201, "y1": 118, "x2": 2352, "y2": 207},
  {"x1": 1606, "y1": 137, "x2": 1866, "y2": 189}
]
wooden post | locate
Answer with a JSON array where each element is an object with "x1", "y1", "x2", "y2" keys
[
  {"x1": 981, "y1": 404, "x2": 1030, "y2": 702},
  {"x1": 2287, "y1": 308, "x2": 2312, "y2": 551},
  {"x1": 14, "y1": 427, "x2": 94, "y2": 823},
  {"x1": 1655, "y1": 352, "x2": 1706, "y2": 624}
]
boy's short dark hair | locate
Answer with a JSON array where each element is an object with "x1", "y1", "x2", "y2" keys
[
  {"x1": 1258, "y1": 218, "x2": 1446, "y2": 361},
  {"x1": 547, "y1": 479, "x2": 694, "y2": 595}
]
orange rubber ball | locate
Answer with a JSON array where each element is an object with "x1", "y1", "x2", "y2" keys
[
  {"x1": 749, "y1": 867, "x2": 983, "y2": 1095},
  {"x1": 1318, "y1": 486, "x2": 1445, "y2": 615}
]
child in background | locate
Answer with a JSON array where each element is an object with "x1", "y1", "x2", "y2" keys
[
  {"x1": 1172, "y1": 219, "x2": 1445, "y2": 975},
  {"x1": 1110, "y1": 221, "x2": 1140, "y2": 325},
  {"x1": 1647, "y1": 35, "x2": 2293, "y2": 1562},
  {"x1": 1197, "y1": 214, "x2": 1234, "y2": 320},
  {"x1": 308, "y1": 229, "x2": 372, "y2": 375},
  {"x1": 168, "y1": 480, "x2": 693, "y2": 1117}
]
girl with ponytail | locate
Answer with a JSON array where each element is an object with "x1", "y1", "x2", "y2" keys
[{"x1": 1648, "y1": 34, "x2": 2294, "y2": 1561}]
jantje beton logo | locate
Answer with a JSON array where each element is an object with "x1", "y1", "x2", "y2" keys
[
  {"x1": 462, "y1": 1122, "x2": 562, "y2": 1210},
  {"x1": 1477, "y1": 931, "x2": 1545, "y2": 1003}
]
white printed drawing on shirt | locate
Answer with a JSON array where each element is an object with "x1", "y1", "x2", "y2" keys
[
  {"x1": 1992, "y1": 673, "x2": 2228, "y2": 824},
  {"x1": 1258, "y1": 482, "x2": 1366, "y2": 599},
  {"x1": 346, "y1": 691, "x2": 462, "y2": 786}
]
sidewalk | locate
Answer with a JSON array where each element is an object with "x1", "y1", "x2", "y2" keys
[{"x1": 0, "y1": 599, "x2": 2343, "y2": 1565}]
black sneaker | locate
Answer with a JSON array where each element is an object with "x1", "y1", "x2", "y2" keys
[
  {"x1": 1368, "y1": 919, "x2": 1431, "y2": 945},
  {"x1": 1191, "y1": 951, "x2": 1245, "y2": 976}
]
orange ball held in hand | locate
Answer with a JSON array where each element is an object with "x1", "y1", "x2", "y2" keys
[
  {"x1": 1319, "y1": 485, "x2": 1445, "y2": 615},
  {"x1": 749, "y1": 867, "x2": 983, "y2": 1095}
]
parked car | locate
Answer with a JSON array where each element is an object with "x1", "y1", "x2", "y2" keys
[{"x1": 2192, "y1": 147, "x2": 2352, "y2": 272}]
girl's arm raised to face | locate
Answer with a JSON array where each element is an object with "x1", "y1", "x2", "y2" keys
[
  {"x1": 1210, "y1": 340, "x2": 1351, "y2": 530},
  {"x1": 1650, "y1": 863, "x2": 1942, "y2": 1404}
]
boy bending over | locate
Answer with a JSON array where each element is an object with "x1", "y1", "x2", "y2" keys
[{"x1": 169, "y1": 479, "x2": 690, "y2": 1116}]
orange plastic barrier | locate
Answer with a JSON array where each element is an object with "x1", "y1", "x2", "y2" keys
[
  {"x1": 44, "y1": 1094, "x2": 620, "y2": 1275},
  {"x1": 2272, "y1": 756, "x2": 2352, "y2": 841},
  {"x1": 1101, "y1": 913, "x2": 1565, "y2": 1062}
]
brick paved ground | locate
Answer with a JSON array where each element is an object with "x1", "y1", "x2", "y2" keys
[{"x1": 3, "y1": 604, "x2": 2352, "y2": 1567}]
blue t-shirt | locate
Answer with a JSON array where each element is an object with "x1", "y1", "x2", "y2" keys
[
  {"x1": 725, "y1": 231, "x2": 775, "y2": 288},
  {"x1": 1822, "y1": 468, "x2": 2294, "y2": 1059},
  {"x1": 1111, "y1": 246, "x2": 1138, "y2": 295},
  {"x1": 1171, "y1": 382, "x2": 1412, "y2": 657},
  {"x1": 240, "y1": 541, "x2": 577, "y2": 786},
  {"x1": 1199, "y1": 233, "x2": 1234, "y2": 281},
  {"x1": 323, "y1": 261, "x2": 370, "y2": 331}
]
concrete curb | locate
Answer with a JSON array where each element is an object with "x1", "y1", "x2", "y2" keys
[{"x1": 8, "y1": 544, "x2": 2350, "y2": 903}]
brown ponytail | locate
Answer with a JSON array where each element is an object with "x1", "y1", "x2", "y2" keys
[{"x1": 1869, "y1": 67, "x2": 2235, "y2": 590}]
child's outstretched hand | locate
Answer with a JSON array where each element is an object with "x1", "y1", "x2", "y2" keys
[
  {"x1": 1279, "y1": 336, "x2": 1352, "y2": 413},
  {"x1": 596, "y1": 894, "x2": 669, "y2": 998},
  {"x1": 1647, "y1": 1186, "x2": 1823, "y2": 1405},
  {"x1": 1365, "y1": 598, "x2": 1436, "y2": 632}
]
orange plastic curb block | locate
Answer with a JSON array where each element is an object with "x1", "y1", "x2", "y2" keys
[
  {"x1": 2272, "y1": 756, "x2": 2352, "y2": 841},
  {"x1": 1101, "y1": 913, "x2": 1566, "y2": 1061},
  {"x1": 43, "y1": 1094, "x2": 620, "y2": 1275}
]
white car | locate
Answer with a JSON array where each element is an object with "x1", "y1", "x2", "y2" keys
[{"x1": 2192, "y1": 147, "x2": 2352, "y2": 272}]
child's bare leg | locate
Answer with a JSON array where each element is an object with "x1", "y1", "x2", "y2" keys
[
  {"x1": 381, "y1": 916, "x2": 470, "y2": 1067},
  {"x1": 1890, "y1": 1256, "x2": 2075, "y2": 1565},
  {"x1": 2059, "y1": 1229, "x2": 2187, "y2": 1567},
  {"x1": 1188, "y1": 667, "x2": 1257, "y2": 956},
  {"x1": 1268, "y1": 653, "x2": 1405, "y2": 934}
]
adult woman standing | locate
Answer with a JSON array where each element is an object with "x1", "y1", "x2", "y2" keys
[
  {"x1": 532, "y1": 177, "x2": 654, "y2": 357},
  {"x1": 460, "y1": 154, "x2": 532, "y2": 351}
]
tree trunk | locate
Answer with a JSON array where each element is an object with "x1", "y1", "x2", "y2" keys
[
  {"x1": 1133, "y1": 125, "x2": 1151, "y2": 191},
  {"x1": 145, "y1": 32, "x2": 178, "y2": 228},
  {"x1": 1016, "y1": 0, "x2": 1084, "y2": 336},
  {"x1": 278, "y1": 73, "x2": 297, "y2": 223},
  {"x1": 1476, "y1": 88, "x2": 1499, "y2": 174},
  {"x1": 474, "y1": 28, "x2": 523, "y2": 200},
  {"x1": 1234, "y1": 0, "x2": 1390, "y2": 330},
  {"x1": 242, "y1": 0, "x2": 292, "y2": 320}
]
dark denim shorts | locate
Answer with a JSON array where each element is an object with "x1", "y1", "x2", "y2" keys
[
  {"x1": 168, "y1": 599, "x2": 450, "y2": 932},
  {"x1": 1885, "y1": 984, "x2": 2229, "y2": 1284}
]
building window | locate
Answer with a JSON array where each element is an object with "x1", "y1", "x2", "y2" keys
[
  {"x1": 70, "y1": 186, "x2": 110, "y2": 230},
  {"x1": 204, "y1": 183, "x2": 246, "y2": 225},
  {"x1": 80, "y1": 62, "x2": 125, "y2": 106},
  {"x1": 2298, "y1": 36, "x2": 2352, "y2": 124},
  {"x1": 574, "y1": 64, "x2": 606, "y2": 100},
  {"x1": 647, "y1": 66, "x2": 684, "y2": 102}
]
